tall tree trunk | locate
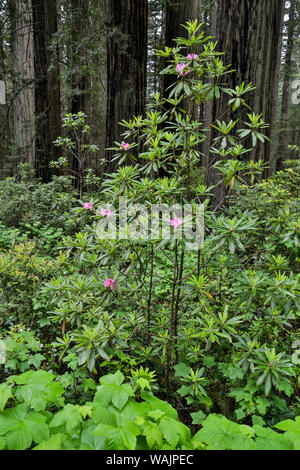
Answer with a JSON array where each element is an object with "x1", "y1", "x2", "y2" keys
[
  {"x1": 202, "y1": 0, "x2": 217, "y2": 174},
  {"x1": 147, "y1": 0, "x2": 164, "y2": 100},
  {"x1": 70, "y1": 0, "x2": 88, "y2": 116},
  {"x1": 276, "y1": 0, "x2": 296, "y2": 171},
  {"x1": 205, "y1": 0, "x2": 284, "y2": 208},
  {"x1": 270, "y1": 4, "x2": 285, "y2": 168},
  {"x1": 10, "y1": 0, "x2": 35, "y2": 170},
  {"x1": 0, "y1": 16, "x2": 6, "y2": 177},
  {"x1": 69, "y1": 0, "x2": 90, "y2": 188},
  {"x1": 32, "y1": 0, "x2": 61, "y2": 182},
  {"x1": 104, "y1": 0, "x2": 148, "y2": 172}
]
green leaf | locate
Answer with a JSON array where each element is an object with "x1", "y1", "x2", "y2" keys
[
  {"x1": 80, "y1": 424, "x2": 106, "y2": 450},
  {"x1": 100, "y1": 370, "x2": 124, "y2": 386},
  {"x1": 174, "y1": 362, "x2": 190, "y2": 377},
  {"x1": 265, "y1": 374, "x2": 272, "y2": 396},
  {"x1": 118, "y1": 415, "x2": 139, "y2": 450},
  {"x1": 275, "y1": 416, "x2": 300, "y2": 434},
  {"x1": 192, "y1": 414, "x2": 254, "y2": 450},
  {"x1": 142, "y1": 421, "x2": 162, "y2": 449},
  {"x1": 12, "y1": 370, "x2": 65, "y2": 411},
  {"x1": 202, "y1": 356, "x2": 216, "y2": 368},
  {"x1": 56, "y1": 372, "x2": 74, "y2": 389},
  {"x1": 255, "y1": 396, "x2": 270, "y2": 415},
  {"x1": 191, "y1": 410, "x2": 206, "y2": 425},
  {"x1": 94, "y1": 382, "x2": 134, "y2": 412},
  {"x1": 33, "y1": 433, "x2": 63, "y2": 450},
  {"x1": 0, "y1": 404, "x2": 49, "y2": 450},
  {"x1": 91, "y1": 404, "x2": 117, "y2": 426},
  {"x1": 0, "y1": 383, "x2": 13, "y2": 411},
  {"x1": 253, "y1": 424, "x2": 294, "y2": 450},
  {"x1": 276, "y1": 379, "x2": 294, "y2": 397},
  {"x1": 137, "y1": 378, "x2": 151, "y2": 391},
  {"x1": 28, "y1": 353, "x2": 46, "y2": 369},
  {"x1": 235, "y1": 408, "x2": 246, "y2": 420},
  {"x1": 111, "y1": 384, "x2": 134, "y2": 410},
  {"x1": 141, "y1": 392, "x2": 178, "y2": 420},
  {"x1": 252, "y1": 415, "x2": 266, "y2": 426},
  {"x1": 222, "y1": 364, "x2": 244, "y2": 380},
  {"x1": 177, "y1": 384, "x2": 193, "y2": 397},
  {"x1": 0, "y1": 436, "x2": 6, "y2": 450},
  {"x1": 92, "y1": 423, "x2": 124, "y2": 450},
  {"x1": 122, "y1": 399, "x2": 150, "y2": 422},
  {"x1": 82, "y1": 378, "x2": 96, "y2": 392},
  {"x1": 50, "y1": 404, "x2": 83, "y2": 434},
  {"x1": 159, "y1": 419, "x2": 180, "y2": 447},
  {"x1": 77, "y1": 405, "x2": 92, "y2": 419},
  {"x1": 37, "y1": 318, "x2": 51, "y2": 328},
  {"x1": 147, "y1": 409, "x2": 165, "y2": 421}
]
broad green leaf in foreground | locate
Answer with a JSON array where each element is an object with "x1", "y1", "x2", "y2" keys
[{"x1": 0, "y1": 404, "x2": 49, "y2": 450}]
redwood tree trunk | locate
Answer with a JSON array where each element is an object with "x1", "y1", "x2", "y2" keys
[
  {"x1": 32, "y1": 0, "x2": 61, "y2": 182},
  {"x1": 0, "y1": 17, "x2": 6, "y2": 177},
  {"x1": 69, "y1": 0, "x2": 90, "y2": 187},
  {"x1": 104, "y1": 0, "x2": 148, "y2": 172},
  {"x1": 10, "y1": 0, "x2": 35, "y2": 170},
  {"x1": 206, "y1": 0, "x2": 284, "y2": 208},
  {"x1": 276, "y1": 0, "x2": 296, "y2": 171}
]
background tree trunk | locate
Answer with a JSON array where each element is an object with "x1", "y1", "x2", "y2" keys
[
  {"x1": 10, "y1": 0, "x2": 35, "y2": 171},
  {"x1": 205, "y1": 0, "x2": 284, "y2": 209},
  {"x1": 0, "y1": 16, "x2": 6, "y2": 177},
  {"x1": 276, "y1": 0, "x2": 296, "y2": 171},
  {"x1": 104, "y1": 0, "x2": 148, "y2": 172},
  {"x1": 32, "y1": 0, "x2": 61, "y2": 182},
  {"x1": 69, "y1": 0, "x2": 90, "y2": 188},
  {"x1": 214, "y1": 0, "x2": 284, "y2": 172}
]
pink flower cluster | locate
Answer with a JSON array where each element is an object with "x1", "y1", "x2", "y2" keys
[
  {"x1": 83, "y1": 202, "x2": 94, "y2": 211},
  {"x1": 120, "y1": 142, "x2": 130, "y2": 151},
  {"x1": 104, "y1": 278, "x2": 117, "y2": 291},
  {"x1": 186, "y1": 53, "x2": 199, "y2": 60},
  {"x1": 176, "y1": 63, "x2": 191, "y2": 77},
  {"x1": 170, "y1": 217, "x2": 183, "y2": 229},
  {"x1": 101, "y1": 209, "x2": 112, "y2": 218}
]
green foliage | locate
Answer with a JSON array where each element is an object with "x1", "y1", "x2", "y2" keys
[
  {"x1": 0, "y1": 223, "x2": 25, "y2": 250},
  {"x1": 0, "y1": 327, "x2": 45, "y2": 374},
  {"x1": 0, "y1": 370, "x2": 192, "y2": 450},
  {"x1": 192, "y1": 414, "x2": 300, "y2": 450},
  {"x1": 0, "y1": 243, "x2": 55, "y2": 325},
  {"x1": 0, "y1": 20, "x2": 299, "y2": 451},
  {"x1": 0, "y1": 369, "x2": 299, "y2": 450},
  {"x1": 35, "y1": 160, "x2": 299, "y2": 426},
  {"x1": 52, "y1": 112, "x2": 100, "y2": 198},
  {"x1": 0, "y1": 175, "x2": 77, "y2": 231}
]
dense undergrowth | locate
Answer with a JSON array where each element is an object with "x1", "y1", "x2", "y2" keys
[
  {"x1": 0, "y1": 22, "x2": 299, "y2": 450},
  {"x1": 0, "y1": 159, "x2": 299, "y2": 450}
]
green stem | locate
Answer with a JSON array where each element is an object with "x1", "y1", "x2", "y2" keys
[
  {"x1": 147, "y1": 245, "x2": 154, "y2": 344},
  {"x1": 174, "y1": 246, "x2": 185, "y2": 363},
  {"x1": 166, "y1": 240, "x2": 178, "y2": 398}
]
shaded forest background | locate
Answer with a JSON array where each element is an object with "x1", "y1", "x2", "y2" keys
[{"x1": 0, "y1": 0, "x2": 299, "y2": 194}]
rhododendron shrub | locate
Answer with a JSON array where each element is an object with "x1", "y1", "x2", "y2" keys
[{"x1": 40, "y1": 20, "x2": 288, "y2": 414}]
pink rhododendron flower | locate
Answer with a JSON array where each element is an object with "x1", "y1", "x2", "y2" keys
[
  {"x1": 101, "y1": 209, "x2": 112, "y2": 218},
  {"x1": 176, "y1": 63, "x2": 191, "y2": 77},
  {"x1": 83, "y1": 202, "x2": 94, "y2": 211},
  {"x1": 120, "y1": 142, "x2": 130, "y2": 151},
  {"x1": 187, "y1": 53, "x2": 198, "y2": 60},
  {"x1": 104, "y1": 278, "x2": 117, "y2": 291},
  {"x1": 170, "y1": 217, "x2": 183, "y2": 229}
]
